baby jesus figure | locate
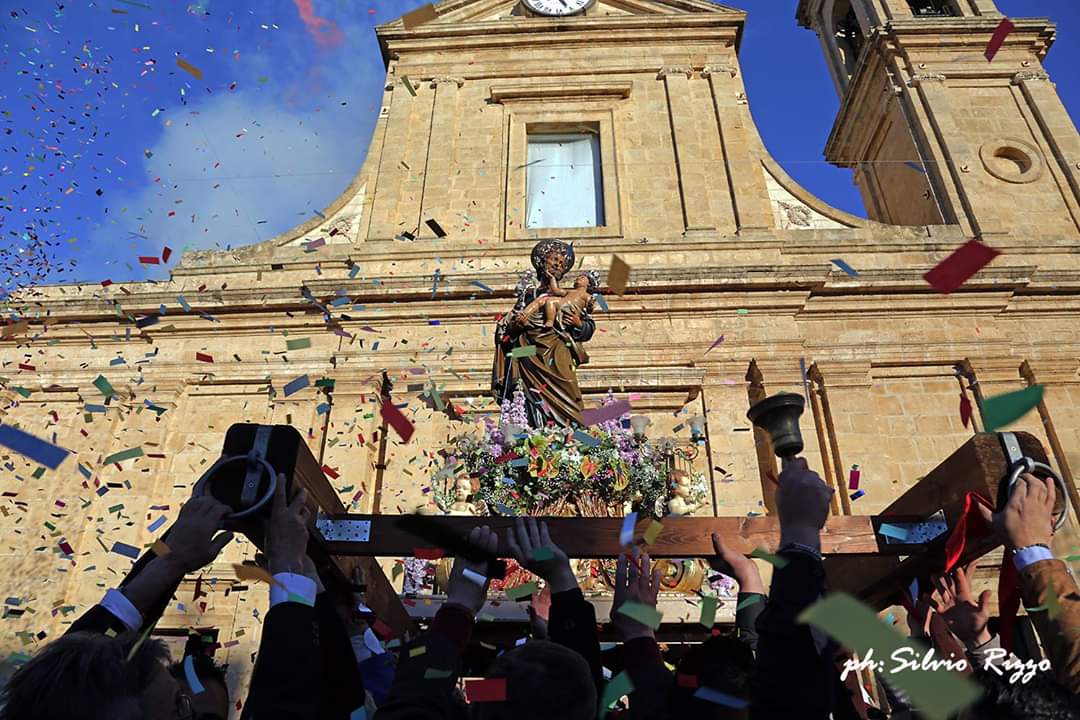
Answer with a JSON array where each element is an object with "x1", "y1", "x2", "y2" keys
[{"x1": 522, "y1": 270, "x2": 601, "y2": 330}]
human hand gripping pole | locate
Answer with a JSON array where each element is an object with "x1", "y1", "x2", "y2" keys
[{"x1": 505, "y1": 517, "x2": 577, "y2": 594}]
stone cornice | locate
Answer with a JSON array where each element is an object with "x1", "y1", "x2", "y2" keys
[{"x1": 489, "y1": 80, "x2": 632, "y2": 103}]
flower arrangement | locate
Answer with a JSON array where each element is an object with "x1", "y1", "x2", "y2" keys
[{"x1": 433, "y1": 389, "x2": 709, "y2": 519}]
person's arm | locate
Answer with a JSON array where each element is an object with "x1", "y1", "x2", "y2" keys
[
  {"x1": 377, "y1": 526, "x2": 498, "y2": 720},
  {"x1": 751, "y1": 458, "x2": 836, "y2": 720},
  {"x1": 67, "y1": 496, "x2": 234, "y2": 636},
  {"x1": 611, "y1": 547, "x2": 673, "y2": 720},
  {"x1": 241, "y1": 475, "x2": 321, "y2": 720},
  {"x1": 985, "y1": 473, "x2": 1080, "y2": 692},
  {"x1": 708, "y1": 532, "x2": 767, "y2": 652},
  {"x1": 926, "y1": 562, "x2": 997, "y2": 670},
  {"x1": 565, "y1": 309, "x2": 595, "y2": 343},
  {"x1": 506, "y1": 517, "x2": 603, "y2": 691}
]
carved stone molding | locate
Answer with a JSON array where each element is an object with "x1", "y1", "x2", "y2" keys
[
  {"x1": 429, "y1": 76, "x2": 465, "y2": 88},
  {"x1": 699, "y1": 64, "x2": 738, "y2": 79},
  {"x1": 906, "y1": 72, "x2": 946, "y2": 87},
  {"x1": 657, "y1": 66, "x2": 693, "y2": 80},
  {"x1": 1012, "y1": 70, "x2": 1050, "y2": 84}
]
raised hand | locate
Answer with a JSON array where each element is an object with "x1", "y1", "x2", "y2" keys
[
  {"x1": 505, "y1": 517, "x2": 577, "y2": 593},
  {"x1": 166, "y1": 495, "x2": 235, "y2": 573},
  {"x1": 776, "y1": 457, "x2": 834, "y2": 552},
  {"x1": 708, "y1": 532, "x2": 765, "y2": 595},
  {"x1": 446, "y1": 525, "x2": 499, "y2": 616},
  {"x1": 994, "y1": 473, "x2": 1056, "y2": 551},
  {"x1": 266, "y1": 473, "x2": 310, "y2": 576},
  {"x1": 612, "y1": 546, "x2": 662, "y2": 642},
  {"x1": 929, "y1": 562, "x2": 992, "y2": 649}
]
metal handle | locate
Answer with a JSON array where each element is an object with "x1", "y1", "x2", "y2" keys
[
  {"x1": 192, "y1": 454, "x2": 278, "y2": 520},
  {"x1": 999, "y1": 432, "x2": 1070, "y2": 532}
]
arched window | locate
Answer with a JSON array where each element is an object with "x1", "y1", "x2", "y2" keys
[
  {"x1": 832, "y1": 1, "x2": 865, "y2": 78},
  {"x1": 908, "y1": 0, "x2": 957, "y2": 16}
]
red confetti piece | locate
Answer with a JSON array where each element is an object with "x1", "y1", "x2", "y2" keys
[
  {"x1": 848, "y1": 467, "x2": 861, "y2": 490},
  {"x1": 923, "y1": 240, "x2": 1001, "y2": 294},
  {"x1": 195, "y1": 352, "x2": 214, "y2": 363},
  {"x1": 373, "y1": 618, "x2": 395, "y2": 639},
  {"x1": 960, "y1": 393, "x2": 973, "y2": 428},
  {"x1": 18, "y1": 364, "x2": 34, "y2": 371},
  {"x1": 321, "y1": 465, "x2": 339, "y2": 479},
  {"x1": 138, "y1": 256, "x2": 160, "y2": 265},
  {"x1": 162, "y1": 246, "x2": 173, "y2": 262},
  {"x1": 414, "y1": 547, "x2": 444, "y2": 560},
  {"x1": 381, "y1": 400, "x2": 415, "y2": 443},
  {"x1": 677, "y1": 674, "x2": 699, "y2": 689},
  {"x1": 59, "y1": 541, "x2": 74, "y2": 555},
  {"x1": 985, "y1": 18, "x2": 1014, "y2": 62},
  {"x1": 465, "y1": 678, "x2": 507, "y2": 703},
  {"x1": 101, "y1": 280, "x2": 113, "y2": 287}
]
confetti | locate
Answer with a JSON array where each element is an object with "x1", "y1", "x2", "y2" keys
[
  {"x1": 470, "y1": 281, "x2": 493, "y2": 293},
  {"x1": 735, "y1": 594, "x2": 763, "y2": 611},
  {"x1": 878, "y1": 523, "x2": 909, "y2": 541},
  {"x1": 110, "y1": 542, "x2": 141, "y2": 560},
  {"x1": 923, "y1": 239, "x2": 1001, "y2": 294},
  {"x1": 830, "y1": 259, "x2": 860, "y2": 277},
  {"x1": 286, "y1": 337, "x2": 312, "y2": 351},
  {"x1": 401, "y1": 76, "x2": 417, "y2": 96},
  {"x1": 850, "y1": 489, "x2": 865, "y2": 501},
  {"x1": 283, "y1": 375, "x2": 310, "y2": 397},
  {"x1": 381, "y1": 400, "x2": 415, "y2": 443},
  {"x1": 985, "y1": 18, "x2": 1015, "y2": 61},
  {"x1": 607, "y1": 255, "x2": 630, "y2": 296},
  {"x1": 531, "y1": 547, "x2": 555, "y2": 562},
  {"x1": 599, "y1": 670, "x2": 634, "y2": 714},
  {"x1": 413, "y1": 548, "x2": 444, "y2": 560},
  {"x1": 749, "y1": 548, "x2": 788, "y2": 568},
  {"x1": 0, "y1": 425, "x2": 70, "y2": 470},
  {"x1": 582, "y1": 399, "x2": 631, "y2": 426},
  {"x1": 464, "y1": 678, "x2": 507, "y2": 703},
  {"x1": 643, "y1": 520, "x2": 663, "y2": 545},
  {"x1": 462, "y1": 568, "x2": 487, "y2": 586},
  {"x1": 401, "y1": 3, "x2": 438, "y2": 30},
  {"x1": 195, "y1": 352, "x2": 213, "y2": 363},
  {"x1": 93, "y1": 375, "x2": 117, "y2": 397},
  {"x1": 619, "y1": 512, "x2": 637, "y2": 546},
  {"x1": 505, "y1": 582, "x2": 538, "y2": 601},
  {"x1": 104, "y1": 447, "x2": 144, "y2": 465},
  {"x1": 960, "y1": 393, "x2": 974, "y2": 428},
  {"x1": 508, "y1": 345, "x2": 537, "y2": 359},
  {"x1": 183, "y1": 655, "x2": 205, "y2": 695},
  {"x1": 616, "y1": 601, "x2": 663, "y2": 629},
  {"x1": 982, "y1": 385, "x2": 1043, "y2": 432},
  {"x1": 799, "y1": 593, "x2": 980, "y2": 720},
  {"x1": 425, "y1": 219, "x2": 447, "y2": 238},
  {"x1": 694, "y1": 687, "x2": 748, "y2": 709},
  {"x1": 848, "y1": 465, "x2": 860, "y2": 490},
  {"x1": 699, "y1": 596, "x2": 717, "y2": 627},
  {"x1": 233, "y1": 564, "x2": 282, "y2": 587},
  {"x1": 704, "y1": 335, "x2": 724, "y2": 354}
]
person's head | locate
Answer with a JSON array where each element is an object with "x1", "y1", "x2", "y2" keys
[
  {"x1": 671, "y1": 634, "x2": 754, "y2": 719},
  {"x1": 170, "y1": 654, "x2": 229, "y2": 720},
  {"x1": 469, "y1": 640, "x2": 595, "y2": 720},
  {"x1": 0, "y1": 632, "x2": 193, "y2": 720},
  {"x1": 531, "y1": 240, "x2": 574, "y2": 283},
  {"x1": 960, "y1": 670, "x2": 1080, "y2": 719},
  {"x1": 573, "y1": 271, "x2": 600, "y2": 294}
]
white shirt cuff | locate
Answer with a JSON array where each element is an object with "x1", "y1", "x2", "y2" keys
[
  {"x1": 100, "y1": 589, "x2": 143, "y2": 631},
  {"x1": 269, "y1": 573, "x2": 317, "y2": 608},
  {"x1": 1013, "y1": 545, "x2": 1054, "y2": 572}
]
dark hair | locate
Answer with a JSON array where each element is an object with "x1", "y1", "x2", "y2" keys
[
  {"x1": 968, "y1": 669, "x2": 1080, "y2": 719},
  {"x1": 0, "y1": 632, "x2": 171, "y2": 720},
  {"x1": 469, "y1": 640, "x2": 596, "y2": 720},
  {"x1": 670, "y1": 635, "x2": 754, "y2": 718}
]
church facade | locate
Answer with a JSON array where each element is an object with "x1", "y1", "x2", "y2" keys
[{"x1": 2, "y1": 0, "x2": 1080, "y2": 702}]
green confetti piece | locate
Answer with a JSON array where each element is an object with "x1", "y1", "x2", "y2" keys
[
  {"x1": 699, "y1": 596, "x2": 718, "y2": 628},
  {"x1": 531, "y1": 547, "x2": 555, "y2": 562},
  {"x1": 287, "y1": 592, "x2": 315, "y2": 607},
  {"x1": 392, "y1": 563, "x2": 404, "y2": 581},
  {"x1": 982, "y1": 384, "x2": 1043, "y2": 433},
  {"x1": 599, "y1": 671, "x2": 634, "y2": 717},
  {"x1": 643, "y1": 520, "x2": 664, "y2": 545},
  {"x1": 616, "y1": 601, "x2": 663, "y2": 629},
  {"x1": 750, "y1": 547, "x2": 788, "y2": 568},
  {"x1": 505, "y1": 581, "x2": 538, "y2": 601},
  {"x1": 509, "y1": 345, "x2": 537, "y2": 358},
  {"x1": 799, "y1": 593, "x2": 980, "y2": 720},
  {"x1": 425, "y1": 668, "x2": 453, "y2": 679},
  {"x1": 11, "y1": 387, "x2": 31, "y2": 399},
  {"x1": 735, "y1": 594, "x2": 764, "y2": 611},
  {"x1": 92, "y1": 374, "x2": 116, "y2": 397},
  {"x1": 1064, "y1": 554, "x2": 1080, "y2": 563},
  {"x1": 737, "y1": 309, "x2": 749, "y2": 315},
  {"x1": 103, "y1": 447, "x2": 143, "y2": 465},
  {"x1": 401, "y1": 75, "x2": 417, "y2": 96},
  {"x1": 285, "y1": 337, "x2": 312, "y2": 351}
]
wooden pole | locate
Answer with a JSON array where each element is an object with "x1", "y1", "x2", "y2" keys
[{"x1": 1019, "y1": 361, "x2": 1080, "y2": 526}]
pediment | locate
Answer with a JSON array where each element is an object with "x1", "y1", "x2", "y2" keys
[{"x1": 384, "y1": 0, "x2": 744, "y2": 31}]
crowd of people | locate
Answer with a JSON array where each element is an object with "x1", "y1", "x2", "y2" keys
[{"x1": 1, "y1": 458, "x2": 1078, "y2": 719}]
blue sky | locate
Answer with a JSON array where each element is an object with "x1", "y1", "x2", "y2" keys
[{"x1": 1, "y1": 0, "x2": 1077, "y2": 293}]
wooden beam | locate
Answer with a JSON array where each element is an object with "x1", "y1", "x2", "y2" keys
[{"x1": 320, "y1": 514, "x2": 883, "y2": 558}]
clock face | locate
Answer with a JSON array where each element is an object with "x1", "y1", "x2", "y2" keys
[{"x1": 523, "y1": 0, "x2": 595, "y2": 17}]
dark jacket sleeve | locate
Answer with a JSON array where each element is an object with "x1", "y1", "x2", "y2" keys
[
  {"x1": 66, "y1": 543, "x2": 175, "y2": 637},
  {"x1": 375, "y1": 603, "x2": 474, "y2": 720},
  {"x1": 241, "y1": 602, "x2": 322, "y2": 720},
  {"x1": 735, "y1": 591, "x2": 766, "y2": 653},
  {"x1": 549, "y1": 588, "x2": 603, "y2": 692},
  {"x1": 750, "y1": 550, "x2": 835, "y2": 720},
  {"x1": 316, "y1": 594, "x2": 367, "y2": 720},
  {"x1": 623, "y1": 636, "x2": 674, "y2": 720}
]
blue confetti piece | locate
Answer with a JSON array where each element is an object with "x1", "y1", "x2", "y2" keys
[
  {"x1": 349, "y1": 265, "x2": 361, "y2": 279},
  {"x1": 428, "y1": 319, "x2": 440, "y2": 325},
  {"x1": 0, "y1": 425, "x2": 70, "y2": 470},
  {"x1": 177, "y1": 296, "x2": 191, "y2": 312},
  {"x1": 108, "y1": 357, "x2": 126, "y2": 366},
  {"x1": 693, "y1": 687, "x2": 748, "y2": 709},
  {"x1": 183, "y1": 655, "x2": 205, "y2": 695},
  {"x1": 78, "y1": 463, "x2": 92, "y2": 480},
  {"x1": 350, "y1": 708, "x2": 367, "y2": 720},
  {"x1": 509, "y1": 457, "x2": 530, "y2": 468},
  {"x1": 470, "y1": 280, "x2": 493, "y2": 293},
  {"x1": 594, "y1": 293, "x2": 609, "y2": 312},
  {"x1": 147, "y1": 516, "x2": 167, "y2": 533},
  {"x1": 316, "y1": 403, "x2": 331, "y2": 415},
  {"x1": 84, "y1": 405, "x2": 106, "y2": 413},
  {"x1": 620, "y1": 512, "x2": 637, "y2": 546},
  {"x1": 329, "y1": 296, "x2": 351, "y2": 307},
  {"x1": 110, "y1": 541, "x2": 141, "y2": 560},
  {"x1": 830, "y1": 259, "x2": 860, "y2": 277},
  {"x1": 878, "y1": 523, "x2": 909, "y2": 541},
  {"x1": 850, "y1": 489, "x2": 865, "y2": 501},
  {"x1": 313, "y1": 209, "x2": 327, "y2": 219},
  {"x1": 283, "y1": 375, "x2": 309, "y2": 397},
  {"x1": 573, "y1": 430, "x2": 600, "y2": 447},
  {"x1": 501, "y1": 477, "x2": 515, "y2": 485},
  {"x1": 494, "y1": 503, "x2": 516, "y2": 516},
  {"x1": 904, "y1": 160, "x2": 926, "y2": 173}
]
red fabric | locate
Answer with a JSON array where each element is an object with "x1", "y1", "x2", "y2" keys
[{"x1": 943, "y1": 491, "x2": 1022, "y2": 651}]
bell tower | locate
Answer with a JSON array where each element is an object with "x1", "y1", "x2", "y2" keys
[{"x1": 797, "y1": 0, "x2": 1080, "y2": 240}]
